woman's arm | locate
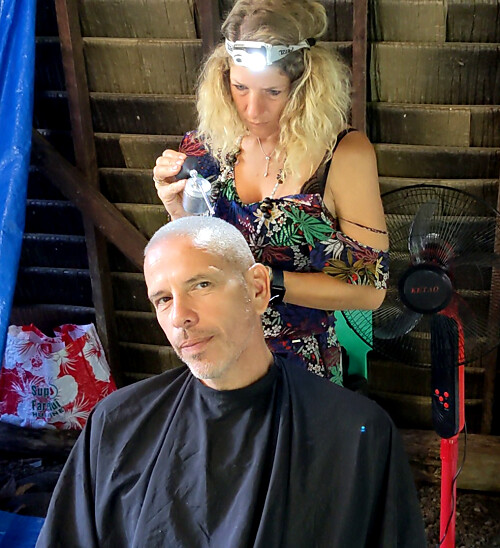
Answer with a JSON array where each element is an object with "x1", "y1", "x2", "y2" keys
[
  {"x1": 280, "y1": 131, "x2": 388, "y2": 311},
  {"x1": 282, "y1": 270, "x2": 386, "y2": 310},
  {"x1": 324, "y1": 130, "x2": 389, "y2": 250}
]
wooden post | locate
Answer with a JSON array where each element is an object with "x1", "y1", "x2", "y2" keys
[
  {"x1": 195, "y1": 0, "x2": 221, "y2": 57},
  {"x1": 54, "y1": 0, "x2": 123, "y2": 385},
  {"x1": 352, "y1": 0, "x2": 368, "y2": 132}
]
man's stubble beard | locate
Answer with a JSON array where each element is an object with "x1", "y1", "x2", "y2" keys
[{"x1": 177, "y1": 320, "x2": 256, "y2": 382}]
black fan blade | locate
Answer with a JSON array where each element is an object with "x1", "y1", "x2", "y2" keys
[
  {"x1": 373, "y1": 305, "x2": 422, "y2": 339},
  {"x1": 408, "y1": 199, "x2": 439, "y2": 264}
]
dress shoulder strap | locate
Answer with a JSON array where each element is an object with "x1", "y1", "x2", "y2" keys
[
  {"x1": 299, "y1": 128, "x2": 357, "y2": 196},
  {"x1": 316, "y1": 128, "x2": 358, "y2": 196}
]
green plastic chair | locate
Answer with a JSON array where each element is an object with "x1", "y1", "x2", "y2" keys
[{"x1": 334, "y1": 310, "x2": 372, "y2": 380}]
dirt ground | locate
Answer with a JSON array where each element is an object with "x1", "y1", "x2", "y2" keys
[
  {"x1": 419, "y1": 483, "x2": 500, "y2": 547},
  {"x1": 2, "y1": 456, "x2": 500, "y2": 546}
]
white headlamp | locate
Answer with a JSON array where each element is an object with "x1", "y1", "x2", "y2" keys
[{"x1": 225, "y1": 38, "x2": 313, "y2": 71}]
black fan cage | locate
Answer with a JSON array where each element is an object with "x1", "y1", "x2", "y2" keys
[{"x1": 344, "y1": 184, "x2": 500, "y2": 366}]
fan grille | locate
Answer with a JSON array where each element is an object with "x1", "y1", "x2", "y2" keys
[{"x1": 344, "y1": 184, "x2": 500, "y2": 366}]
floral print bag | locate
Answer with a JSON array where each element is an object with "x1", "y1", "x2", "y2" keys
[{"x1": 0, "y1": 323, "x2": 116, "y2": 429}]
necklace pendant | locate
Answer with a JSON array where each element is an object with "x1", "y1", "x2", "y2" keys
[{"x1": 264, "y1": 157, "x2": 270, "y2": 177}]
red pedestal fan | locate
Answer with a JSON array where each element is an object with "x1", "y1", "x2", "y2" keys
[{"x1": 343, "y1": 184, "x2": 500, "y2": 547}]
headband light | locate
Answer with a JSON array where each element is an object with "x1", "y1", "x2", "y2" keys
[{"x1": 225, "y1": 39, "x2": 313, "y2": 71}]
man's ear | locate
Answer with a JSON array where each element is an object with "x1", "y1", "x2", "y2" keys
[{"x1": 246, "y1": 263, "x2": 270, "y2": 314}]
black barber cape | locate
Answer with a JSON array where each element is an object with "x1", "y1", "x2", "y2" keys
[{"x1": 37, "y1": 356, "x2": 426, "y2": 548}]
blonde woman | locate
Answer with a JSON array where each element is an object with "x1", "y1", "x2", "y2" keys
[{"x1": 153, "y1": 0, "x2": 389, "y2": 385}]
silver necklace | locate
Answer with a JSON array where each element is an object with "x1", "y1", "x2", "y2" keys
[{"x1": 257, "y1": 137, "x2": 275, "y2": 177}]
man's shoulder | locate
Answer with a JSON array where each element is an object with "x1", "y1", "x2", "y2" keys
[
  {"x1": 277, "y1": 355, "x2": 393, "y2": 429},
  {"x1": 93, "y1": 365, "x2": 190, "y2": 419}
]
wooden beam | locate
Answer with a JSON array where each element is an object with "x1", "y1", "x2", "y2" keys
[
  {"x1": 352, "y1": 0, "x2": 368, "y2": 132},
  {"x1": 195, "y1": 0, "x2": 221, "y2": 57},
  {"x1": 55, "y1": 0, "x2": 124, "y2": 385},
  {"x1": 31, "y1": 130, "x2": 148, "y2": 270}
]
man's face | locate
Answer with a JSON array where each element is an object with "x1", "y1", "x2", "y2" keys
[{"x1": 144, "y1": 236, "x2": 260, "y2": 387}]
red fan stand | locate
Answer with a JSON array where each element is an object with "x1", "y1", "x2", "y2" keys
[{"x1": 433, "y1": 309, "x2": 465, "y2": 548}]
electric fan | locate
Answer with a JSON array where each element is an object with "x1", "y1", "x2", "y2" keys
[{"x1": 344, "y1": 184, "x2": 500, "y2": 548}]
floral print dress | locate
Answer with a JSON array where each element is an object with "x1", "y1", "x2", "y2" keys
[{"x1": 179, "y1": 131, "x2": 389, "y2": 385}]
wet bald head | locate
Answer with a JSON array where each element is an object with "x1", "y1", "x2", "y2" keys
[{"x1": 144, "y1": 216, "x2": 255, "y2": 274}]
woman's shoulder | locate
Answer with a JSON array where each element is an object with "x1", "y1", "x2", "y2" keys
[{"x1": 331, "y1": 129, "x2": 376, "y2": 165}]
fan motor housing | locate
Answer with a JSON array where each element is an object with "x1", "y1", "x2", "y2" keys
[{"x1": 399, "y1": 264, "x2": 453, "y2": 314}]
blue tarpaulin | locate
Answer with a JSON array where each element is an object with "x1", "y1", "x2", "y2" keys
[
  {"x1": 0, "y1": 510, "x2": 44, "y2": 548},
  {"x1": 0, "y1": 0, "x2": 36, "y2": 361}
]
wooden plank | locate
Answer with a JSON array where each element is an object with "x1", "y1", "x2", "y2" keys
[
  {"x1": 107, "y1": 243, "x2": 143, "y2": 274},
  {"x1": 370, "y1": 43, "x2": 500, "y2": 105},
  {"x1": 78, "y1": 0, "x2": 196, "y2": 39},
  {"x1": 119, "y1": 342, "x2": 182, "y2": 374},
  {"x1": 115, "y1": 311, "x2": 166, "y2": 345},
  {"x1": 15, "y1": 267, "x2": 92, "y2": 307},
  {"x1": 99, "y1": 168, "x2": 161, "y2": 204},
  {"x1": 368, "y1": 103, "x2": 472, "y2": 147},
  {"x1": 401, "y1": 429, "x2": 500, "y2": 492},
  {"x1": 194, "y1": 0, "x2": 220, "y2": 57},
  {"x1": 369, "y1": 360, "x2": 485, "y2": 399},
  {"x1": 35, "y1": 128, "x2": 75, "y2": 163},
  {"x1": 83, "y1": 38, "x2": 203, "y2": 94},
  {"x1": 89, "y1": 93, "x2": 197, "y2": 135},
  {"x1": 115, "y1": 203, "x2": 167, "y2": 239},
  {"x1": 55, "y1": 0, "x2": 122, "y2": 385},
  {"x1": 25, "y1": 199, "x2": 85, "y2": 235},
  {"x1": 28, "y1": 166, "x2": 66, "y2": 200},
  {"x1": 35, "y1": 37, "x2": 66, "y2": 91},
  {"x1": 82, "y1": 39, "x2": 351, "y2": 95},
  {"x1": 34, "y1": 91, "x2": 71, "y2": 131},
  {"x1": 447, "y1": 0, "x2": 500, "y2": 43},
  {"x1": 470, "y1": 106, "x2": 500, "y2": 147},
  {"x1": 375, "y1": 144, "x2": 500, "y2": 179},
  {"x1": 370, "y1": 0, "x2": 446, "y2": 43},
  {"x1": 94, "y1": 133, "x2": 182, "y2": 168},
  {"x1": 370, "y1": 104, "x2": 500, "y2": 148},
  {"x1": 321, "y1": 0, "x2": 353, "y2": 41},
  {"x1": 351, "y1": 0, "x2": 367, "y2": 132},
  {"x1": 36, "y1": 0, "x2": 59, "y2": 37},
  {"x1": 10, "y1": 304, "x2": 95, "y2": 334},
  {"x1": 31, "y1": 131, "x2": 148, "y2": 269},
  {"x1": 111, "y1": 272, "x2": 151, "y2": 312},
  {"x1": 20, "y1": 234, "x2": 88, "y2": 269}
]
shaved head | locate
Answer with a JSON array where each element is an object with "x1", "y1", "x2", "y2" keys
[{"x1": 145, "y1": 216, "x2": 255, "y2": 273}]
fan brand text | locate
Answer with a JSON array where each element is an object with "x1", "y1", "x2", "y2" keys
[{"x1": 411, "y1": 285, "x2": 440, "y2": 294}]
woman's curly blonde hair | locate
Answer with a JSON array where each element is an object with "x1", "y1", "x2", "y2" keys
[{"x1": 197, "y1": 0, "x2": 351, "y2": 180}]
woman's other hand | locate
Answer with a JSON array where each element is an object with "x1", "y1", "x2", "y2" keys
[{"x1": 153, "y1": 150, "x2": 189, "y2": 220}]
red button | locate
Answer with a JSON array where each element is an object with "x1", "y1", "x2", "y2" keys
[
  {"x1": 444, "y1": 392, "x2": 449, "y2": 398},
  {"x1": 435, "y1": 389, "x2": 440, "y2": 395},
  {"x1": 444, "y1": 403, "x2": 449, "y2": 409},
  {"x1": 439, "y1": 396, "x2": 444, "y2": 402}
]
